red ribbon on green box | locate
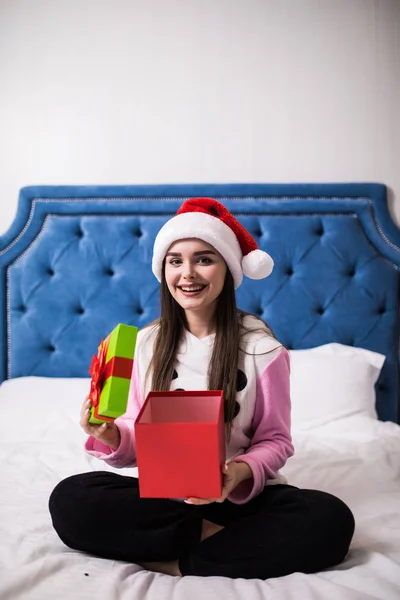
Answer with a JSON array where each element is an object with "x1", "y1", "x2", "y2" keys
[
  {"x1": 89, "y1": 339, "x2": 133, "y2": 408},
  {"x1": 88, "y1": 324, "x2": 138, "y2": 424}
]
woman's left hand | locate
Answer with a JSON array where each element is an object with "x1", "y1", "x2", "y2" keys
[{"x1": 185, "y1": 461, "x2": 252, "y2": 505}]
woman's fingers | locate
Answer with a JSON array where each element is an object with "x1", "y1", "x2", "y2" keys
[
  {"x1": 80, "y1": 397, "x2": 97, "y2": 435},
  {"x1": 80, "y1": 396, "x2": 90, "y2": 418},
  {"x1": 185, "y1": 497, "x2": 218, "y2": 505},
  {"x1": 80, "y1": 398, "x2": 91, "y2": 422},
  {"x1": 79, "y1": 395, "x2": 119, "y2": 447}
]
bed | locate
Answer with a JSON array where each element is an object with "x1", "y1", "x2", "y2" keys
[{"x1": 0, "y1": 182, "x2": 399, "y2": 600}]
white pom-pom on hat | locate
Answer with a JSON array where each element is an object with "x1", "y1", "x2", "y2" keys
[
  {"x1": 152, "y1": 197, "x2": 274, "y2": 289},
  {"x1": 242, "y1": 248, "x2": 274, "y2": 279}
]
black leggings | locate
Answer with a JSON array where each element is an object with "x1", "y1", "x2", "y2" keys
[{"x1": 49, "y1": 471, "x2": 355, "y2": 579}]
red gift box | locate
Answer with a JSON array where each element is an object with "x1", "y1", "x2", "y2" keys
[{"x1": 135, "y1": 391, "x2": 226, "y2": 499}]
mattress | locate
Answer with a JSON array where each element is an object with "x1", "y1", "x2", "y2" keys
[{"x1": 1, "y1": 376, "x2": 399, "y2": 600}]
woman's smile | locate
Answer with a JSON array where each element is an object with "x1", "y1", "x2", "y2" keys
[{"x1": 177, "y1": 283, "x2": 207, "y2": 297}]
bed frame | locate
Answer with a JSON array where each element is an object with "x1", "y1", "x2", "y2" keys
[{"x1": 0, "y1": 183, "x2": 398, "y2": 423}]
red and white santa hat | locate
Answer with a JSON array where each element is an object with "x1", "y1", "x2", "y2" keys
[{"x1": 152, "y1": 197, "x2": 274, "y2": 288}]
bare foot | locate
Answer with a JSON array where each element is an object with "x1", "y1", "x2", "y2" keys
[
  {"x1": 141, "y1": 559, "x2": 181, "y2": 577},
  {"x1": 201, "y1": 519, "x2": 225, "y2": 541}
]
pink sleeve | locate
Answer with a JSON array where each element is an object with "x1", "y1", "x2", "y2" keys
[
  {"x1": 228, "y1": 348, "x2": 294, "y2": 504},
  {"x1": 84, "y1": 357, "x2": 144, "y2": 468}
]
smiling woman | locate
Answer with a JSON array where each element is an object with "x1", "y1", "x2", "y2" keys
[
  {"x1": 49, "y1": 197, "x2": 355, "y2": 580},
  {"x1": 164, "y1": 240, "x2": 227, "y2": 338}
]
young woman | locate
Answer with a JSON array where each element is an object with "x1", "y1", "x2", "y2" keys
[{"x1": 49, "y1": 197, "x2": 355, "y2": 579}]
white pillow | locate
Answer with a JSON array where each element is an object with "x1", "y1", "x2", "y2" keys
[{"x1": 289, "y1": 343, "x2": 386, "y2": 432}]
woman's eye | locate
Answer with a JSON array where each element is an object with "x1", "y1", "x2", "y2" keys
[
  {"x1": 169, "y1": 259, "x2": 182, "y2": 266},
  {"x1": 197, "y1": 257, "x2": 213, "y2": 265}
]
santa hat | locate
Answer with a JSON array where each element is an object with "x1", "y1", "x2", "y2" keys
[{"x1": 152, "y1": 197, "x2": 274, "y2": 288}]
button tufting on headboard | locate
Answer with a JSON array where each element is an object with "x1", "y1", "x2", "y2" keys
[{"x1": 314, "y1": 222, "x2": 324, "y2": 236}]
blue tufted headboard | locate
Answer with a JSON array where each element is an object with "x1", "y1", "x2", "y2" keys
[{"x1": 0, "y1": 183, "x2": 399, "y2": 423}]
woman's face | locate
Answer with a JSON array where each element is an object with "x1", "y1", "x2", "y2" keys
[{"x1": 164, "y1": 238, "x2": 227, "y2": 317}]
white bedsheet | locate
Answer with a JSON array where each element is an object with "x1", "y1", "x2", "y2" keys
[{"x1": 0, "y1": 376, "x2": 399, "y2": 600}]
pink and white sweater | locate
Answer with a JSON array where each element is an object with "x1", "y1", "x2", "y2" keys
[{"x1": 85, "y1": 315, "x2": 294, "y2": 504}]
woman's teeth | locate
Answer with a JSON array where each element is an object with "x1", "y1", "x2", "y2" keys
[{"x1": 180, "y1": 286, "x2": 204, "y2": 292}]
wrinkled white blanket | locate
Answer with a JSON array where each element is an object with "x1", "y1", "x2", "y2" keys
[{"x1": 0, "y1": 377, "x2": 399, "y2": 600}]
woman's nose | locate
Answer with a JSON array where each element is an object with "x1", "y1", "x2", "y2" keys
[{"x1": 182, "y1": 261, "x2": 196, "y2": 279}]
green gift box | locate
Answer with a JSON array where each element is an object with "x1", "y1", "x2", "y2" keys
[{"x1": 88, "y1": 323, "x2": 138, "y2": 424}]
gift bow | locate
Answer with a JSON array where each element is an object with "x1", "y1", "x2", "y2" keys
[{"x1": 89, "y1": 337, "x2": 110, "y2": 408}]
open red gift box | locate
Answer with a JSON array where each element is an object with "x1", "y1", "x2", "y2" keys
[{"x1": 134, "y1": 390, "x2": 226, "y2": 499}]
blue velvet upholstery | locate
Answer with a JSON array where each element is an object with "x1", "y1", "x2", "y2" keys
[{"x1": 0, "y1": 183, "x2": 398, "y2": 423}]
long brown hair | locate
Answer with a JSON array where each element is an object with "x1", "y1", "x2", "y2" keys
[{"x1": 147, "y1": 262, "x2": 275, "y2": 439}]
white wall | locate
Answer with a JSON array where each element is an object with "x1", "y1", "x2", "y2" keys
[{"x1": 0, "y1": 0, "x2": 399, "y2": 235}]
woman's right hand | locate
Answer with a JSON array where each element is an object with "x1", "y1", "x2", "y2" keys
[{"x1": 80, "y1": 394, "x2": 121, "y2": 450}]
